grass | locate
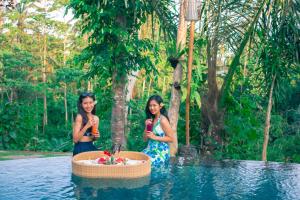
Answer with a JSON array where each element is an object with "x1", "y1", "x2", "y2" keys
[{"x1": 0, "y1": 150, "x2": 72, "y2": 161}]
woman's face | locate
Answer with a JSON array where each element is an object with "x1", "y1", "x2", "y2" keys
[
  {"x1": 81, "y1": 97, "x2": 95, "y2": 113},
  {"x1": 148, "y1": 100, "x2": 162, "y2": 115}
]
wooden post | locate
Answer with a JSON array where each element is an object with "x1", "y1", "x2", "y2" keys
[{"x1": 185, "y1": 21, "x2": 195, "y2": 146}]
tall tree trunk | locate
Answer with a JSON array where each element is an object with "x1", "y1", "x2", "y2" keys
[
  {"x1": 87, "y1": 80, "x2": 92, "y2": 91},
  {"x1": 63, "y1": 36, "x2": 68, "y2": 125},
  {"x1": 142, "y1": 78, "x2": 146, "y2": 96},
  {"x1": 200, "y1": 0, "x2": 223, "y2": 153},
  {"x1": 147, "y1": 78, "x2": 152, "y2": 98},
  {"x1": 168, "y1": 0, "x2": 187, "y2": 156},
  {"x1": 42, "y1": 33, "x2": 48, "y2": 134},
  {"x1": 201, "y1": 35, "x2": 223, "y2": 151},
  {"x1": 262, "y1": 75, "x2": 276, "y2": 161},
  {"x1": 241, "y1": 43, "x2": 249, "y2": 92},
  {"x1": 64, "y1": 83, "x2": 68, "y2": 125},
  {"x1": 111, "y1": 71, "x2": 127, "y2": 148},
  {"x1": 207, "y1": 39, "x2": 220, "y2": 133},
  {"x1": 35, "y1": 95, "x2": 39, "y2": 140},
  {"x1": 71, "y1": 111, "x2": 74, "y2": 123},
  {"x1": 200, "y1": 0, "x2": 268, "y2": 153},
  {"x1": 63, "y1": 35, "x2": 67, "y2": 66},
  {"x1": 10, "y1": 89, "x2": 14, "y2": 102},
  {"x1": 162, "y1": 76, "x2": 166, "y2": 95},
  {"x1": 126, "y1": 73, "x2": 139, "y2": 101},
  {"x1": 124, "y1": 71, "x2": 139, "y2": 137}
]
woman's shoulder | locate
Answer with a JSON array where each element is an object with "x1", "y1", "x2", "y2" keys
[
  {"x1": 75, "y1": 114, "x2": 83, "y2": 123},
  {"x1": 93, "y1": 115, "x2": 99, "y2": 119},
  {"x1": 76, "y1": 114, "x2": 83, "y2": 119},
  {"x1": 93, "y1": 114, "x2": 99, "y2": 121},
  {"x1": 160, "y1": 115, "x2": 169, "y2": 124}
]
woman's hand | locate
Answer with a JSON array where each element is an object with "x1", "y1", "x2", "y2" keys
[
  {"x1": 86, "y1": 117, "x2": 96, "y2": 129},
  {"x1": 145, "y1": 119, "x2": 152, "y2": 126},
  {"x1": 144, "y1": 131, "x2": 156, "y2": 140},
  {"x1": 93, "y1": 131, "x2": 100, "y2": 138},
  {"x1": 92, "y1": 131, "x2": 100, "y2": 141}
]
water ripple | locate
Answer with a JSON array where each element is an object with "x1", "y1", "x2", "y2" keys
[{"x1": 0, "y1": 157, "x2": 299, "y2": 200}]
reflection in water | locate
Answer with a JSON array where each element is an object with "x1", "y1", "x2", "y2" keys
[
  {"x1": 72, "y1": 175, "x2": 150, "y2": 189},
  {"x1": 71, "y1": 175, "x2": 150, "y2": 199},
  {"x1": 0, "y1": 157, "x2": 299, "y2": 200}
]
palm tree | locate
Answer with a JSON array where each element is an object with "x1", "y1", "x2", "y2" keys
[
  {"x1": 255, "y1": 0, "x2": 300, "y2": 161},
  {"x1": 200, "y1": 0, "x2": 267, "y2": 152}
]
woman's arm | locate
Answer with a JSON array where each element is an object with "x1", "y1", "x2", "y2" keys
[
  {"x1": 73, "y1": 114, "x2": 92, "y2": 143},
  {"x1": 146, "y1": 116, "x2": 174, "y2": 143}
]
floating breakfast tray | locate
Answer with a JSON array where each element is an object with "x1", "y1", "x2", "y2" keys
[{"x1": 72, "y1": 151, "x2": 151, "y2": 179}]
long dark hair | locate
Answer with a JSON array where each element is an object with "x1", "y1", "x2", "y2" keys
[
  {"x1": 145, "y1": 95, "x2": 169, "y2": 121},
  {"x1": 77, "y1": 92, "x2": 96, "y2": 126}
]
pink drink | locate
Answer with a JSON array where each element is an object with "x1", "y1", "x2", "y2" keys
[{"x1": 146, "y1": 122, "x2": 153, "y2": 132}]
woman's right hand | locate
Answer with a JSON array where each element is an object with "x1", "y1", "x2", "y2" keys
[
  {"x1": 86, "y1": 117, "x2": 96, "y2": 128},
  {"x1": 145, "y1": 119, "x2": 152, "y2": 126}
]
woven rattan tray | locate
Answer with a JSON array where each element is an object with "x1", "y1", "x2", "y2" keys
[{"x1": 72, "y1": 151, "x2": 151, "y2": 178}]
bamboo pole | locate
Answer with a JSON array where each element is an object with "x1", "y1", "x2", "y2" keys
[{"x1": 185, "y1": 21, "x2": 195, "y2": 146}]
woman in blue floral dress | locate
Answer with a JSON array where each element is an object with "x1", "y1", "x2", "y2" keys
[{"x1": 143, "y1": 95, "x2": 174, "y2": 166}]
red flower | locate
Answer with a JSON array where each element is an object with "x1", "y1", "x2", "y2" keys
[
  {"x1": 116, "y1": 157, "x2": 124, "y2": 163},
  {"x1": 104, "y1": 150, "x2": 111, "y2": 156},
  {"x1": 98, "y1": 157, "x2": 107, "y2": 164}
]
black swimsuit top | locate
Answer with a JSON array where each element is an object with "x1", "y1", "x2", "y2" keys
[{"x1": 83, "y1": 126, "x2": 92, "y2": 137}]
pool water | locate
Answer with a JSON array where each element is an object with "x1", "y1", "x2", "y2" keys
[{"x1": 0, "y1": 156, "x2": 299, "y2": 200}]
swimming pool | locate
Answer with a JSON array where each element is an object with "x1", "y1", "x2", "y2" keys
[{"x1": 0, "y1": 156, "x2": 299, "y2": 199}]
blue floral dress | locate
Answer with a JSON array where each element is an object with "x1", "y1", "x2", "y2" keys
[{"x1": 143, "y1": 117, "x2": 170, "y2": 167}]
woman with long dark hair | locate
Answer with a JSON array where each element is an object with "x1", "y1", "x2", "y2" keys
[
  {"x1": 143, "y1": 95, "x2": 174, "y2": 166},
  {"x1": 72, "y1": 92, "x2": 100, "y2": 156}
]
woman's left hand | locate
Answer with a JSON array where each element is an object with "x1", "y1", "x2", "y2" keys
[{"x1": 93, "y1": 131, "x2": 100, "y2": 138}]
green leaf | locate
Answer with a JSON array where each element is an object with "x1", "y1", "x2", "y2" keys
[
  {"x1": 194, "y1": 92, "x2": 201, "y2": 109},
  {"x1": 9, "y1": 131, "x2": 17, "y2": 139}
]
